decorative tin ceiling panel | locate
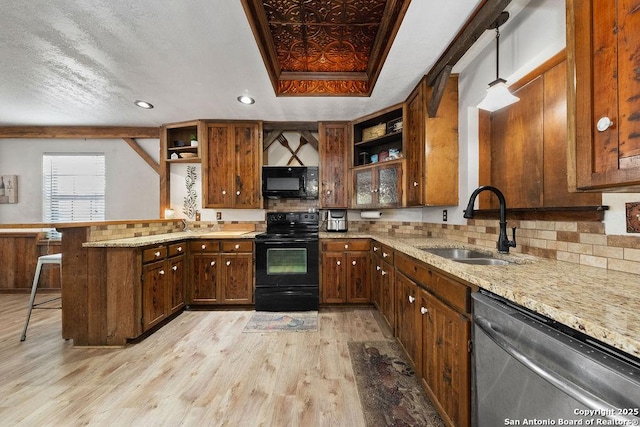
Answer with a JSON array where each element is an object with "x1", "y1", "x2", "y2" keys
[{"x1": 242, "y1": 0, "x2": 411, "y2": 96}]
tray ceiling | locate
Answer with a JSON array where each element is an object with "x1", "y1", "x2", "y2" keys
[{"x1": 242, "y1": 0, "x2": 411, "y2": 96}]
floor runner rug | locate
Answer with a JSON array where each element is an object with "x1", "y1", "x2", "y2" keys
[
  {"x1": 242, "y1": 311, "x2": 318, "y2": 332},
  {"x1": 349, "y1": 340, "x2": 444, "y2": 427}
]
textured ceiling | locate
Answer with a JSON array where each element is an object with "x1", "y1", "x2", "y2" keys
[
  {"x1": 0, "y1": 0, "x2": 484, "y2": 127},
  {"x1": 242, "y1": 0, "x2": 410, "y2": 96}
]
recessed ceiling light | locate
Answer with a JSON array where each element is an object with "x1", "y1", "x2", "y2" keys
[
  {"x1": 134, "y1": 100, "x2": 154, "y2": 109},
  {"x1": 237, "y1": 95, "x2": 255, "y2": 105}
]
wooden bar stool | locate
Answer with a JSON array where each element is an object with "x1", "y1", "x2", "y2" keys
[{"x1": 20, "y1": 253, "x2": 62, "y2": 341}]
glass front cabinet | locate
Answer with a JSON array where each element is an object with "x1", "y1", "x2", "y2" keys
[{"x1": 352, "y1": 161, "x2": 403, "y2": 209}]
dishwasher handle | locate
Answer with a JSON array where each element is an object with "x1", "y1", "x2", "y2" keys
[{"x1": 475, "y1": 315, "x2": 639, "y2": 424}]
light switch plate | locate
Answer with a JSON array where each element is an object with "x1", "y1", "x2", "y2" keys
[{"x1": 625, "y1": 202, "x2": 640, "y2": 233}]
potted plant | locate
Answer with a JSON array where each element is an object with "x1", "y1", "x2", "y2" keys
[{"x1": 190, "y1": 134, "x2": 198, "y2": 147}]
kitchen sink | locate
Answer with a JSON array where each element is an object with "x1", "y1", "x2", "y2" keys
[
  {"x1": 420, "y1": 247, "x2": 513, "y2": 265},
  {"x1": 420, "y1": 247, "x2": 491, "y2": 259},
  {"x1": 453, "y1": 258, "x2": 512, "y2": 266}
]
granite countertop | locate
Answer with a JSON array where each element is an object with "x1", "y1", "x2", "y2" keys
[
  {"x1": 83, "y1": 230, "x2": 261, "y2": 248},
  {"x1": 83, "y1": 229, "x2": 639, "y2": 358},
  {"x1": 322, "y1": 231, "x2": 640, "y2": 359}
]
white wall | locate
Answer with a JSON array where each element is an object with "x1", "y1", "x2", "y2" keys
[
  {"x1": 0, "y1": 138, "x2": 160, "y2": 223},
  {"x1": 428, "y1": 0, "x2": 640, "y2": 235}
]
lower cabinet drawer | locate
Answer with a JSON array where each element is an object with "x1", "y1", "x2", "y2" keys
[
  {"x1": 396, "y1": 252, "x2": 470, "y2": 313},
  {"x1": 221, "y1": 240, "x2": 253, "y2": 253},
  {"x1": 189, "y1": 241, "x2": 220, "y2": 253},
  {"x1": 143, "y1": 246, "x2": 167, "y2": 263},
  {"x1": 323, "y1": 239, "x2": 371, "y2": 252},
  {"x1": 168, "y1": 242, "x2": 186, "y2": 257}
]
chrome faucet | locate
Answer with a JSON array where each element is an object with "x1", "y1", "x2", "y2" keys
[{"x1": 463, "y1": 186, "x2": 516, "y2": 253}]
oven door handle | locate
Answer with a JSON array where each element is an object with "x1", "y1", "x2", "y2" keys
[
  {"x1": 475, "y1": 316, "x2": 636, "y2": 423},
  {"x1": 257, "y1": 239, "x2": 317, "y2": 245}
]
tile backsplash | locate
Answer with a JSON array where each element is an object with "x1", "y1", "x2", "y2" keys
[
  {"x1": 356, "y1": 219, "x2": 640, "y2": 275},
  {"x1": 85, "y1": 216, "x2": 639, "y2": 275}
]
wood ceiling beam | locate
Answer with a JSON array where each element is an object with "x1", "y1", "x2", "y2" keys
[
  {"x1": 264, "y1": 130, "x2": 284, "y2": 150},
  {"x1": 425, "y1": 0, "x2": 512, "y2": 87},
  {"x1": 122, "y1": 138, "x2": 160, "y2": 174},
  {"x1": 300, "y1": 130, "x2": 319, "y2": 151},
  {"x1": 427, "y1": 65, "x2": 453, "y2": 118},
  {"x1": 423, "y1": 0, "x2": 512, "y2": 116},
  {"x1": 0, "y1": 126, "x2": 159, "y2": 139},
  {"x1": 263, "y1": 122, "x2": 319, "y2": 132}
]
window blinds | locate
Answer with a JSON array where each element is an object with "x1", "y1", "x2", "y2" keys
[{"x1": 43, "y1": 154, "x2": 106, "y2": 222}]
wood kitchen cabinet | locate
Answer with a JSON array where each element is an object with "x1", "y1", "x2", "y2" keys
[
  {"x1": 219, "y1": 240, "x2": 254, "y2": 304},
  {"x1": 319, "y1": 122, "x2": 349, "y2": 208},
  {"x1": 161, "y1": 120, "x2": 203, "y2": 163},
  {"x1": 141, "y1": 242, "x2": 186, "y2": 332},
  {"x1": 568, "y1": 0, "x2": 640, "y2": 191},
  {"x1": 352, "y1": 161, "x2": 403, "y2": 209},
  {"x1": 479, "y1": 53, "x2": 601, "y2": 211},
  {"x1": 395, "y1": 252, "x2": 472, "y2": 427},
  {"x1": 167, "y1": 243, "x2": 186, "y2": 314},
  {"x1": 371, "y1": 241, "x2": 395, "y2": 329},
  {"x1": 395, "y1": 271, "x2": 422, "y2": 372},
  {"x1": 420, "y1": 286, "x2": 470, "y2": 427},
  {"x1": 404, "y1": 75, "x2": 459, "y2": 206},
  {"x1": 202, "y1": 122, "x2": 262, "y2": 208},
  {"x1": 320, "y1": 239, "x2": 370, "y2": 304},
  {"x1": 189, "y1": 240, "x2": 253, "y2": 305}
]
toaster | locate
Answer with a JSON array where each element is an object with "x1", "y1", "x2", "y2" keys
[{"x1": 326, "y1": 209, "x2": 348, "y2": 232}]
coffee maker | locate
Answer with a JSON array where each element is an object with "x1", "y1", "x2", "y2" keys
[{"x1": 326, "y1": 209, "x2": 348, "y2": 232}]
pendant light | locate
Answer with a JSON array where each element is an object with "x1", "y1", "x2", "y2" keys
[{"x1": 477, "y1": 12, "x2": 519, "y2": 112}]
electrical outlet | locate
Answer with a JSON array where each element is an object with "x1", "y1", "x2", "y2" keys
[
  {"x1": 216, "y1": 212, "x2": 222, "y2": 221},
  {"x1": 442, "y1": 209, "x2": 448, "y2": 222}
]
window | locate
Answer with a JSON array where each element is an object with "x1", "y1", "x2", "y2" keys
[{"x1": 43, "y1": 154, "x2": 106, "y2": 223}]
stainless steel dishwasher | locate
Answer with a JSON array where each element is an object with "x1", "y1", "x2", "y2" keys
[{"x1": 472, "y1": 291, "x2": 640, "y2": 426}]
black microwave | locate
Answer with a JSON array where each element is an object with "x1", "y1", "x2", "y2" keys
[{"x1": 262, "y1": 166, "x2": 319, "y2": 199}]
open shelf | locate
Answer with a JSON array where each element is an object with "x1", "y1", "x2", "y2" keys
[{"x1": 352, "y1": 105, "x2": 403, "y2": 167}]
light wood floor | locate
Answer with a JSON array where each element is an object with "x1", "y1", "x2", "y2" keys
[{"x1": 0, "y1": 294, "x2": 395, "y2": 426}]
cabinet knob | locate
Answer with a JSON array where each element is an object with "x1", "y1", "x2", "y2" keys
[
  {"x1": 226, "y1": 260, "x2": 231, "y2": 266},
  {"x1": 210, "y1": 261, "x2": 216, "y2": 266},
  {"x1": 326, "y1": 190, "x2": 332, "y2": 195},
  {"x1": 596, "y1": 116, "x2": 614, "y2": 132},
  {"x1": 344, "y1": 244, "x2": 349, "y2": 249},
  {"x1": 336, "y1": 260, "x2": 341, "y2": 266},
  {"x1": 172, "y1": 265, "x2": 178, "y2": 271},
  {"x1": 159, "y1": 270, "x2": 165, "y2": 275},
  {"x1": 201, "y1": 244, "x2": 206, "y2": 250},
  {"x1": 383, "y1": 252, "x2": 389, "y2": 258},
  {"x1": 235, "y1": 244, "x2": 240, "y2": 249},
  {"x1": 373, "y1": 246, "x2": 379, "y2": 252},
  {"x1": 376, "y1": 265, "x2": 381, "y2": 271},
  {"x1": 421, "y1": 306, "x2": 428, "y2": 315},
  {"x1": 352, "y1": 260, "x2": 357, "y2": 265},
  {"x1": 413, "y1": 181, "x2": 419, "y2": 187},
  {"x1": 155, "y1": 251, "x2": 161, "y2": 257},
  {"x1": 408, "y1": 295, "x2": 415, "y2": 304},
  {"x1": 236, "y1": 190, "x2": 241, "y2": 196},
  {"x1": 222, "y1": 190, "x2": 226, "y2": 195},
  {"x1": 177, "y1": 246, "x2": 182, "y2": 252},
  {"x1": 381, "y1": 270, "x2": 387, "y2": 276}
]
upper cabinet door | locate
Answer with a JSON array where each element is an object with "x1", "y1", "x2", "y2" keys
[
  {"x1": 403, "y1": 75, "x2": 459, "y2": 207},
  {"x1": 569, "y1": 0, "x2": 640, "y2": 190},
  {"x1": 203, "y1": 122, "x2": 262, "y2": 209},
  {"x1": 204, "y1": 124, "x2": 234, "y2": 207},
  {"x1": 319, "y1": 122, "x2": 349, "y2": 208},
  {"x1": 233, "y1": 123, "x2": 261, "y2": 209}
]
